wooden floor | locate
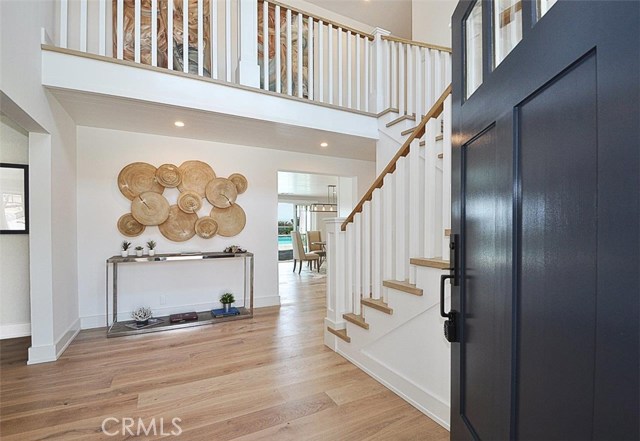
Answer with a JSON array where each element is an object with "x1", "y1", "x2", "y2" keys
[{"x1": 0, "y1": 262, "x2": 449, "y2": 440}]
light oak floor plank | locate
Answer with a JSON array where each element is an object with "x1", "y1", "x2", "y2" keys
[{"x1": 0, "y1": 262, "x2": 449, "y2": 440}]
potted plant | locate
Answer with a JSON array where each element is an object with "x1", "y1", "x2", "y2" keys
[
  {"x1": 147, "y1": 240, "x2": 157, "y2": 256},
  {"x1": 131, "y1": 306, "x2": 152, "y2": 326},
  {"x1": 121, "y1": 241, "x2": 131, "y2": 257},
  {"x1": 135, "y1": 245, "x2": 144, "y2": 257},
  {"x1": 220, "y1": 292, "x2": 235, "y2": 313}
]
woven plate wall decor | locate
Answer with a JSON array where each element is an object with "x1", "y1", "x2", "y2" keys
[
  {"x1": 205, "y1": 177, "x2": 238, "y2": 208},
  {"x1": 195, "y1": 216, "x2": 219, "y2": 239},
  {"x1": 210, "y1": 204, "x2": 246, "y2": 237},
  {"x1": 177, "y1": 160, "x2": 216, "y2": 197},
  {"x1": 158, "y1": 205, "x2": 198, "y2": 242},
  {"x1": 177, "y1": 190, "x2": 203, "y2": 214},
  {"x1": 131, "y1": 192, "x2": 171, "y2": 225},
  {"x1": 117, "y1": 213, "x2": 146, "y2": 237},
  {"x1": 228, "y1": 173, "x2": 248, "y2": 194},
  {"x1": 156, "y1": 163, "x2": 182, "y2": 188},
  {"x1": 118, "y1": 162, "x2": 165, "y2": 200}
]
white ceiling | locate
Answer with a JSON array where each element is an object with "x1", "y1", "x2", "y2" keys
[
  {"x1": 48, "y1": 89, "x2": 377, "y2": 161},
  {"x1": 278, "y1": 171, "x2": 339, "y2": 200},
  {"x1": 305, "y1": 0, "x2": 413, "y2": 39}
]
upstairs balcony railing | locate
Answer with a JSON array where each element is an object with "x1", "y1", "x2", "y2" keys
[{"x1": 53, "y1": 0, "x2": 450, "y2": 116}]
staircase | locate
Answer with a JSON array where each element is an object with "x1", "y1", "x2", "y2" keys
[{"x1": 324, "y1": 85, "x2": 453, "y2": 429}]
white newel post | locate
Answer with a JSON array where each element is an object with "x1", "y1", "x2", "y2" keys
[
  {"x1": 237, "y1": 0, "x2": 260, "y2": 87},
  {"x1": 371, "y1": 27, "x2": 391, "y2": 113},
  {"x1": 324, "y1": 218, "x2": 347, "y2": 350}
]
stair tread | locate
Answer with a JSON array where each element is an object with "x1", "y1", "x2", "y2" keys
[
  {"x1": 410, "y1": 257, "x2": 450, "y2": 270},
  {"x1": 445, "y1": 228, "x2": 451, "y2": 237},
  {"x1": 377, "y1": 107, "x2": 399, "y2": 118},
  {"x1": 382, "y1": 280, "x2": 423, "y2": 296},
  {"x1": 343, "y1": 313, "x2": 369, "y2": 330},
  {"x1": 419, "y1": 140, "x2": 426, "y2": 147},
  {"x1": 401, "y1": 126, "x2": 417, "y2": 136},
  {"x1": 385, "y1": 114, "x2": 416, "y2": 128},
  {"x1": 327, "y1": 326, "x2": 351, "y2": 342},
  {"x1": 361, "y1": 298, "x2": 393, "y2": 315},
  {"x1": 437, "y1": 153, "x2": 444, "y2": 159},
  {"x1": 436, "y1": 134, "x2": 444, "y2": 141}
]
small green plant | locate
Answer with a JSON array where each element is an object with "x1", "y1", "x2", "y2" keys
[
  {"x1": 121, "y1": 241, "x2": 131, "y2": 251},
  {"x1": 135, "y1": 246, "x2": 143, "y2": 251},
  {"x1": 220, "y1": 293, "x2": 235, "y2": 304},
  {"x1": 147, "y1": 240, "x2": 156, "y2": 250}
]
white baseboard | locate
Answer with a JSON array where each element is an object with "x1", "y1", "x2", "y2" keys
[
  {"x1": 0, "y1": 323, "x2": 31, "y2": 339},
  {"x1": 254, "y1": 295, "x2": 281, "y2": 308},
  {"x1": 28, "y1": 318, "x2": 80, "y2": 365}
]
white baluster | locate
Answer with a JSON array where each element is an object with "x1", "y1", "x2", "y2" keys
[
  {"x1": 182, "y1": 0, "x2": 188, "y2": 72},
  {"x1": 409, "y1": 139, "x2": 423, "y2": 285},
  {"x1": 225, "y1": 0, "x2": 231, "y2": 81},
  {"x1": 262, "y1": 1, "x2": 269, "y2": 90},
  {"x1": 398, "y1": 43, "x2": 405, "y2": 116},
  {"x1": 211, "y1": 0, "x2": 217, "y2": 78},
  {"x1": 135, "y1": 0, "x2": 142, "y2": 62},
  {"x1": 345, "y1": 223, "x2": 354, "y2": 314},
  {"x1": 59, "y1": 0, "x2": 68, "y2": 48},
  {"x1": 116, "y1": 0, "x2": 123, "y2": 59},
  {"x1": 151, "y1": 0, "x2": 158, "y2": 66},
  {"x1": 355, "y1": 34, "x2": 361, "y2": 110},
  {"x1": 354, "y1": 213, "x2": 362, "y2": 316},
  {"x1": 385, "y1": 39, "x2": 391, "y2": 109},
  {"x1": 197, "y1": 0, "x2": 203, "y2": 74},
  {"x1": 307, "y1": 16, "x2": 313, "y2": 100},
  {"x1": 442, "y1": 95, "x2": 453, "y2": 258},
  {"x1": 80, "y1": 0, "x2": 87, "y2": 52},
  {"x1": 424, "y1": 118, "x2": 438, "y2": 257},
  {"x1": 444, "y1": 52, "x2": 452, "y2": 83},
  {"x1": 347, "y1": 31, "x2": 352, "y2": 108},
  {"x1": 318, "y1": 21, "x2": 324, "y2": 103},
  {"x1": 371, "y1": 188, "x2": 382, "y2": 300},
  {"x1": 406, "y1": 44, "x2": 414, "y2": 117},
  {"x1": 98, "y1": 0, "x2": 106, "y2": 55},
  {"x1": 325, "y1": 218, "x2": 348, "y2": 346},
  {"x1": 328, "y1": 24, "x2": 333, "y2": 104},
  {"x1": 364, "y1": 37, "x2": 370, "y2": 112},
  {"x1": 382, "y1": 173, "x2": 395, "y2": 301},
  {"x1": 415, "y1": 46, "x2": 423, "y2": 118},
  {"x1": 362, "y1": 201, "x2": 371, "y2": 301},
  {"x1": 167, "y1": 0, "x2": 173, "y2": 68},
  {"x1": 297, "y1": 13, "x2": 303, "y2": 97},
  {"x1": 275, "y1": 5, "x2": 281, "y2": 93},
  {"x1": 434, "y1": 50, "x2": 442, "y2": 98},
  {"x1": 395, "y1": 157, "x2": 409, "y2": 281},
  {"x1": 286, "y1": 9, "x2": 292, "y2": 94},
  {"x1": 390, "y1": 41, "x2": 397, "y2": 110},
  {"x1": 425, "y1": 49, "x2": 433, "y2": 110},
  {"x1": 337, "y1": 28, "x2": 343, "y2": 106}
]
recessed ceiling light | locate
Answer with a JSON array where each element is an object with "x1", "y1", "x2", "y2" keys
[
  {"x1": 320, "y1": 142, "x2": 328, "y2": 147},
  {"x1": 174, "y1": 121, "x2": 185, "y2": 127}
]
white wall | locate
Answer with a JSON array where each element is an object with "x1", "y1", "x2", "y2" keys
[
  {"x1": 412, "y1": 0, "x2": 456, "y2": 48},
  {"x1": 1, "y1": 0, "x2": 80, "y2": 363},
  {"x1": 0, "y1": 115, "x2": 31, "y2": 339},
  {"x1": 76, "y1": 126, "x2": 375, "y2": 327}
]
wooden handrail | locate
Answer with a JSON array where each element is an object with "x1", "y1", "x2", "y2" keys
[
  {"x1": 381, "y1": 35, "x2": 452, "y2": 53},
  {"x1": 259, "y1": 0, "x2": 375, "y2": 40},
  {"x1": 340, "y1": 84, "x2": 452, "y2": 231}
]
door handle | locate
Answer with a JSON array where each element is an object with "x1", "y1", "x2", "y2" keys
[
  {"x1": 440, "y1": 274, "x2": 454, "y2": 318},
  {"x1": 440, "y1": 274, "x2": 459, "y2": 342}
]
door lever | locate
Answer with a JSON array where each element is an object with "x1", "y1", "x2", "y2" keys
[{"x1": 440, "y1": 274, "x2": 454, "y2": 319}]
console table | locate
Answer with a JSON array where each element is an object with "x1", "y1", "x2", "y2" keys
[{"x1": 105, "y1": 251, "x2": 254, "y2": 337}]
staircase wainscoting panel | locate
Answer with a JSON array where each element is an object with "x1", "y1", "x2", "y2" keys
[{"x1": 325, "y1": 86, "x2": 453, "y2": 429}]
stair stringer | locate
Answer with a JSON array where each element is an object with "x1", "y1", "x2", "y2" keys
[{"x1": 334, "y1": 266, "x2": 452, "y2": 429}]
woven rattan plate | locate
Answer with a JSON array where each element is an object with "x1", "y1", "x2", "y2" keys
[
  {"x1": 177, "y1": 190, "x2": 203, "y2": 214},
  {"x1": 117, "y1": 213, "x2": 146, "y2": 237},
  {"x1": 131, "y1": 192, "x2": 171, "y2": 226},
  {"x1": 210, "y1": 204, "x2": 246, "y2": 237},
  {"x1": 158, "y1": 205, "x2": 198, "y2": 242},
  {"x1": 195, "y1": 216, "x2": 219, "y2": 239},
  {"x1": 205, "y1": 177, "x2": 238, "y2": 208},
  {"x1": 177, "y1": 160, "x2": 216, "y2": 197},
  {"x1": 228, "y1": 173, "x2": 248, "y2": 194},
  {"x1": 118, "y1": 162, "x2": 164, "y2": 200},
  {"x1": 156, "y1": 163, "x2": 182, "y2": 188}
]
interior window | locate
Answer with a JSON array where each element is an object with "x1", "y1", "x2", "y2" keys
[
  {"x1": 465, "y1": 0, "x2": 483, "y2": 99},
  {"x1": 494, "y1": 0, "x2": 523, "y2": 67},
  {"x1": 537, "y1": 0, "x2": 558, "y2": 20}
]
